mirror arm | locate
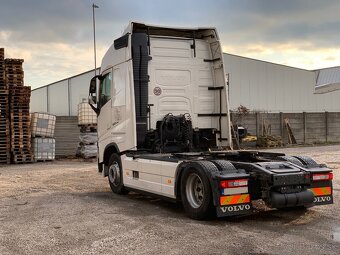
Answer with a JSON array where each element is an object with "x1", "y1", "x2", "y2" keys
[{"x1": 89, "y1": 103, "x2": 100, "y2": 115}]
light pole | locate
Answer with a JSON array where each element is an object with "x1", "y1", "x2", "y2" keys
[{"x1": 92, "y1": 3, "x2": 99, "y2": 75}]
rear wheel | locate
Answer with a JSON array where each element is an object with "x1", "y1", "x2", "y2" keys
[
  {"x1": 180, "y1": 165, "x2": 213, "y2": 220},
  {"x1": 108, "y1": 153, "x2": 128, "y2": 194},
  {"x1": 293, "y1": 156, "x2": 319, "y2": 167},
  {"x1": 277, "y1": 156, "x2": 304, "y2": 167}
]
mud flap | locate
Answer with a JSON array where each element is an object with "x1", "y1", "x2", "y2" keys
[
  {"x1": 313, "y1": 195, "x2": 333, "y2": 205},
  {"x1": 310, "y1": 186, "x2": 333, "y2": 205}
]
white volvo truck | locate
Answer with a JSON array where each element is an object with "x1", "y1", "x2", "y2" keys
[{"x1": 89, "y1": 22, "x2": 333, "y2": 219}]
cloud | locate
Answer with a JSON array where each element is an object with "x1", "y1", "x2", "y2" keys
[
  {"x1": 1, "y1": 0, "x2": 340, "y2": 88},
  {"x1": 225, "y1": 41, "x2": 340, "y2": 70}
]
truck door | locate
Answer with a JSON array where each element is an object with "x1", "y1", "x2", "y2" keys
[
  {"x1": 97, "y1": 71, "x2": 112, "y2": 143},
  {"x1": 110, "y1": 66, "x2": 127, "y2": 143}
]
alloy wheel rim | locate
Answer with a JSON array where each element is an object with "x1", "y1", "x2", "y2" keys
[
  {"x1": 186, "y1": 173, "x2": 204, "y2": 208},
  {"x1": 109, "y1": 162, "x2": 120, "y2": 187}
]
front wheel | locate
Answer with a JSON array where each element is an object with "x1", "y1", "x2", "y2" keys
[
  {"x1": 180, "y1": 166, "x2": 213, "y2": 220},
  {"x1": 108, "y1": 154, "x2": 128, "y2": 194}
]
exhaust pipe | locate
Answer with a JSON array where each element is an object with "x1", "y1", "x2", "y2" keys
[{"x1": 266, "y1": 189, "x2": 314, "y2": 208}]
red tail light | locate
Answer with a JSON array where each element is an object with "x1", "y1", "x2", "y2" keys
[
  {"x1": 312, "y1": 173, "x2": 333, "y2": 181},
  {"x1": 220, "y1": 179, "x2": 248, "y2": 188}
]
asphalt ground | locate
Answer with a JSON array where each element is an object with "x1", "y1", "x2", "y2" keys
[{"x1": 0, "y1": 145, "x2": 339, "y2": 255}]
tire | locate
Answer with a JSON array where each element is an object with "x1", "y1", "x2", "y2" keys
[
  {"x1": 180, "y1": 163, "x2": 214, "y2": 220},
  {"x1": 293, "y1": 156, "x2": 319, "y2": 167},
  {"x1": 210, "y1": 160, "x2": 238, "y2": 174},
  {"x1": 108, "y1": 153, "x2": 128, "y2": 194},
  {"x1": 277, "y1": 156, "x2": 304, "y2": 167}
]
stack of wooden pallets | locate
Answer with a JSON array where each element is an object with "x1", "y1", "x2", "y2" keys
[
  {"x1": 0, "y1": 48, "x2": 11, "y2": 164},
  {"x1": 5, "y1": 55, "x2": 33, "y2": 163}
]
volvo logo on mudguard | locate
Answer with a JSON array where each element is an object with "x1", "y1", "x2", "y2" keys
[
  {"x1": 314, "y1": 195, "x2": 333, "y2": 204},
  {"x1": 221, "y1": 204, "x2": 251, "y2": 213},
  {"x1": 217, "y1": 204, "x2": 252, "y2": 217}
]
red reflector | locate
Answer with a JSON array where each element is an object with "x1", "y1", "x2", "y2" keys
[
  {"x1": 312, "y1": 173, "x2": 333, "y2": 181},
  {"x1": 220, "y1": 179, "x2": 248, "y2": 188}
]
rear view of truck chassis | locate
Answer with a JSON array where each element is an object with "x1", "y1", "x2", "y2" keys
[
  {"x1": 90, "y1": 22, "x2": 333, "y2": 220},
  {"x1": 116, "y1": 150, "x2": 333, "y2": 219}
]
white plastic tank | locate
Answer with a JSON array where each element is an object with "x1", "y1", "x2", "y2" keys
[
  {"x1": 78, "y1": 99, "x2": 97, "y2": 125},
  {"x1": 31, "y1": 112, "x2": 56, "y2": 138},
  {"x1": 32, "y1": 137, "x2": 55, "y2": 161}
]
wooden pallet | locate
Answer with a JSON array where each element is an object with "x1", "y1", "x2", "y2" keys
[
  {"x1": 11, "y1": 140, "x2": 31, "y2": 144},
  {"x1": 4, "y1": 58, "x2": 24, "y2": 64},
  {"x1": 0, "y1": 142, "x2": 10, "y2": 147},
  {"x1": 0, "y1": 48, "x2": 4, "y2": 60},
  {"x1": 10, "y1": 108, "x2": 30, "y2": 112},
  {"x1": 10, "y1": 90, "x2": 30, "y2": 95},
  {"x1": 11, "y1": 144, "x2": 31, "y2": 151},
  {"x1": 11, "y1": 137, "x2": 31, "y2": 142},
  {"x1": 0, "y1": 133, "x2": 10, "y2": 137},
  {"x1": 0, "y1": 107, "x2": 9, "y2": 112},
  {"x1": 6, "y1": 75, "x2": 23, "y2": 79},
  {"x1": 10, "y1": 121, "x2": 31, "y2": 125},
  {"x1": 6, "y1": 76, "x2": 24, "y2": 80},
  {"x1": 12, "y1": 154, "x2": 34, "y2": 164},
  {"x1": 0, "y1": 158, "x2": 10, "y2": 164}
]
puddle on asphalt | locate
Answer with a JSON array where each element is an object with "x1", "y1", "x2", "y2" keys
[{"x1": 333, "y1": 228, "x2": 340, "y2": 242}]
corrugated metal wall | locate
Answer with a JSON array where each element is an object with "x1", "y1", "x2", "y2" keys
[
  {"x1": 31, "y1": 56, "x2": 340, "y2": 115},
  {"x1": 225, "y1": 53, "x2": 340, "y2": 112},
  {"x1": 31, "y1": 69, "x2": 98, "y2": 116},
  {"x1": 31, "y1": 86, "x2": 48, "y2": 113},
  {"x1": 54, "y1": 116, "x2": 80, "y2": 156}
]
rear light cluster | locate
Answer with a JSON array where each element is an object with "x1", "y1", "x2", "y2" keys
[
  {"x1": 220, "y1": 179, "x2": 248, "y2": 188},
  {"x1": 312, "y1": 173, "x2": 333, "y2": 181}
]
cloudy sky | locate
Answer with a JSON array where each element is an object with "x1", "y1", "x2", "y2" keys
[{"x1": 1, "y1": 0, "x2": 340, "y2": 89}]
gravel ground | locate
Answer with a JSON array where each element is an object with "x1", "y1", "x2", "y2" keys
[{"x1": 0, "y1": 145, "x2": 339, "y2": 255}]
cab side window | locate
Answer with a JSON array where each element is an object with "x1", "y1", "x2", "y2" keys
[{"x1": 99, "y1": 73, "x2": 112, "y2": 107}]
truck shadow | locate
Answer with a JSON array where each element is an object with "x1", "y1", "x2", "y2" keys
[
  {"x1": 79, "y1": 190, "x2": 185, "y2": 217},
  {"x1": 80, "y1": 190, "x2": 315, "y2": 224}
]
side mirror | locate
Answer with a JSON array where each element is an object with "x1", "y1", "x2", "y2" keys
[
  {"x1": 88, "y1": 75, "x2": 101, "y2": 115},
  {"x1": 89, "y1": 77, "x2": 97, "y2": 94}
]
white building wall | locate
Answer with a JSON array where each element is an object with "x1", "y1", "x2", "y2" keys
[
  {"x1": 31, "y1": 86, "x2": 48, "y2": 113},
  {"x1": 31, "y1": 55, "x2": 340, "y2": 116},
  {"x1": 69, "y1": 71, "x2": 95, "y2": 116},
  {"x1": 224, "y1": 53, "x2": 340, "y2": 112},
  {"x1": 31, "y1": 69, "x2": 97, "y2": 116},
  {"x1": 48, "y1": 80, "x2": 69, "y2": 115}
]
